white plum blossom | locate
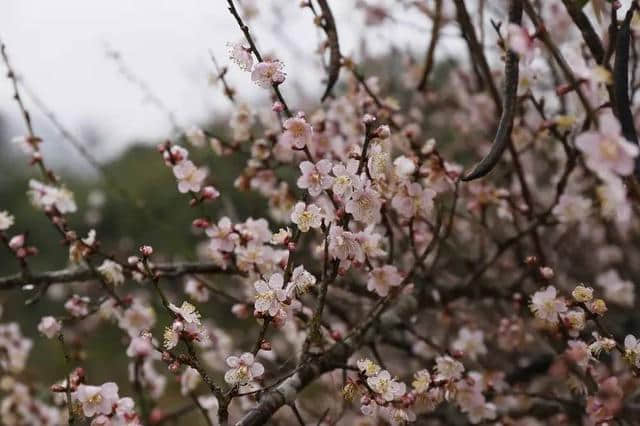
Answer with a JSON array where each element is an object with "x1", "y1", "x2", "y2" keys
[
  {"x1": 0, "y1": 211, "x2": 14, "y2": 231},
  {"x1": 624, "y1": 335, "x2": 640, "y2": 368},
  {"x1": 254, "y1": 273, "x2": 287, "y2": 316},
  {"x1": 297, "y1": 160, "x2": 334, "y2": 197},
  {"x1": 434, "y1": 355, "x2": 465, "y2": 381},
  {"x1": 180, "y1": 366, "x2": 201, "y2": 395},
  {"x1": 451, "y1": 327, "x2": 487, "y2": 361},
  {"x1": 251, "y1": 60, "x2": 286, "y2": 88},
  {"x1": 173, "y1": 160, "x2": 207, "y2": 193},
  {"x1": 0, "y1": 323, "x2": 32, "y2": 373},
  {"x1": 185, "y1": 278, "x2": 210, "y2": 303},
  {"x1": 228, "y1": 41, "x2": 253, "y2": 71},
  {"x1": 73, "y1": 382, "x2": 119, "y2": 417},
  {"x1": 290, "y1": 202, "x2": 322, "y2": 232},
  {"x1": 37, "y1": 316, "x2": 61, "y2": 339},
  {"x1": 412, "y1": 369, "x2": 431, "y2": 393},
  {"x1": 576, "y1": 113, "x2": 639, "y2": 178},
  {"x1": 529, "y1": 286, "x2": 567, "y2": 325},
  {"x1": 366, "y1": 370, "x2": 406, "y2": 401},
  {"x1": 28, "y1": 179, "x2": 77, "y2": 213},
  {"x1": 332, "y1": 159, "x2": 359, "y2": 199},
  {"x1": 169, "y1": 301, "x2": 201, "y2": 325},
  {"x1": 282, "y1": 114, "x2": 313, "y2": 149},
  {"x1": 367, "y1": 265, "x2": 403, "y2": 297},
  {"x1": 185, "y1": 126, "x2": 207, "y2": 147},
  {"x1": 118, "y1": 300, "x2": 156, "y2": 337},
  {"x1": 224, "y1": 352, "x2": 264, "y2": 385},
  {"x1": 287, "y1": 265, "x2": 316, "y2": 296},
  {"x1": 596, "y1": 269, "x2": 635, "y2": 307},
  {"x1": 97, "y1": 259, "x2": 125, "y2": 286},
  {"x1": 357, "y1": 358, "x2": 381, "y2": 377}
]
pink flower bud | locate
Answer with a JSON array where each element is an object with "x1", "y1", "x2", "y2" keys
[
  {"x1": 128, "y1": 256, "x2": 140, "y2": 265},
  {"x1": 272, "y1": 101, "x2": 285, "y2": 113},
  {"x1": 231, "y1": 303, "x2": 249, "y2": 319},
  {"x1": 201, "y1": 186, "x2": 220, "y2": 200},
  {"x1": 260, "y1": 340, "x2": 272, "y2": 351},
  {"x1": 8, "y1": 234, "x2": 25, "y2": 250},
  {"x1": 139, "y1": 245, "x2": 154, "y2": 257},
  {"x1": 192, "y1": 218, "x2": 210, "y2": 228}
]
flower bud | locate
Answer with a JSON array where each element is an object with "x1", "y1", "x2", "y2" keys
[
  {"x1": 8, "y1": 234, "x2": 25, "y2": 250},
  {"x1": 201, "y1": 186, "x2": 220, "y2": 200},
  {"x1": 139, "y1": 245, "x2": 154, "y2": 257}
]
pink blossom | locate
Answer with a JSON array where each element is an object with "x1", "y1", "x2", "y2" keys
[
  {"x1": 74, "y1": 382, "x2": 119, "y2": 417},
  {"x1": 254, "y1": 273, "x2": 287, "y2": 316},
  {"x1": 251, "y1": 60, "x2": 286, "y2": 88},
  {"x1": 282, "y1": 114, "x2": 313, "y2": 149},
  {"x1": 391, "y1": 182, "x2": 436, "y2": 219},
  {"x1": 367, "y1": 265, "x2": 403, "y2": 297},
  {"x1": 224, "y1": 352, "x2": 264, "y2": 385},
  {"x1": 576, "y1": 114, "x2": 639, "y2": 177},
  {"x1": 345, "y1": 182, "x2": 382, "y2": 224},
  {"x1": 297, "y1": 160, "x2": 334, "y2": 197},
  {"x1": 173, "y1": 160, "x2": 207, "y2": 193}
]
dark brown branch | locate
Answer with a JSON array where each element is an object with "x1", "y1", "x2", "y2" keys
[
  {"x1": 316, "y1": 0, "x2": 341, "y2": 102},
  {"x1": 417, "y1": 0, "x2": 443, "y2": 91},
  {"x1": 462, "y1": 0, "x2": 522, "y2": 181},
  {"x1": 0, "y1": 262, "x2": 242, "y2": 290},
  {"x1": 453, "y1": 0, "x2": 502, "y2": 109},
  {"x1": 613, "y1": 4, "x2": 640, "y2": 176},
  {"x1": 560, "y1": 0, "x2": 605, "y2": 64}
]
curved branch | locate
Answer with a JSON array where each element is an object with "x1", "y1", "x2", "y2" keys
[
  {"x1": 316, "y1": 0, "x2": 341, "y2": 102},
  {"x1": 462, "y1": 0, "x2": 522, "y2": 181},
  {"x1": 417, "y1": 0, "x2": 443, "y2": 91},
  {"x1": 560, "y1": 0, "x2": 605, "y2": 64},
  {"x1": 614, "y1": 5, "x2": 640, "y2": 160}
]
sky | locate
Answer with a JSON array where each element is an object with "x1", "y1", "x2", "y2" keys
[{"x1": 0, "y1": 0, "x2": 441, "y2": 168}]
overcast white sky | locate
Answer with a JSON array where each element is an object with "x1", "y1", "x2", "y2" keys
[{"x1": 0, "y1": 0, "x2": 446, "y2": 168}]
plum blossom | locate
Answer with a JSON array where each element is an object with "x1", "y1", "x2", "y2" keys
[
  {"x1": 596, "y1": 269, "x2": 635, "y2": 307},
  {"x1": 180, "y1": 366, "x2": 201, "y2": 395},
  {"x1": 73, "y1": 382, "x2": 119, "y2": 417},
  {"x1": 282, "y1": 114, "x2": 313, "y2": 149},
  {"x1": 230, "y1": 103, "x2": 254, "y2": 142},
  {"x1": 290, "y1": 202, "x2": 322, "y2": 232},
  {"x1": 332, "y1": 159, "x2": 359, "y2": 199},
  {"x1": 624, "y1": 335, "x2": 640, "y2": 368},
  {"x1": 451, "y1": 327, "x2": 487, "y2": 361},
  {"x1": 0, "y1": 211, "x2": 14, "y2": 231},
  {"x1": 297, "y1": 160, "x2": 334, "y2": 197},
  {"x1": 254, "y1": 273, "x2": 287, "y2": 316},
  {"x1": 28, "y1": 179, "x2": 77, "y2": 213},
  {"x1": 412, "y1": 369, "x2": 431, "y2": 393},
  {"x1": 328, "y1": 226, "x2": 364, "y2": 264},
  {"x1": 529, "y1": 286, "x2": 567, "y2": 325},
  {"x1": 346, "y1": 182, "x2": 382, "y2": 224},
  {"x1": 572, "y1": 284, "x2": 594, "y2": 302},
  {"x1": 185, "y1": 278, "x2": 210, "y2": 303},
  {"x1": 228, "y1": 41, "x2": 253, "y2": 71},
  {"x1": 224, "y1": 352, "x2": 264, "y2": 385},
  {"x1": 391, "y1": 182, "x2": 436, "y2": 219},
  {"x1": 367, "y1": 265, "x2": 403, "y2": 297},
  {"x1": 37, "y1": 316, "x2": 61, "y2": 339},
  {"x1": 65, "y1": 294, "x2": 91, "y2": 317},
  {"x1": 173, "y1": 160, "x2": 207, "y2": 193},
  {"x1": 169, "y1": 301, "x2": 201, "y2": 325},
  {"x1": 185, "y1": 126, "x2": 207, "y2": 147},
  {"x1": 287, "y1": 265, "x2": 316, "y2": 296},
  {"x1": 367, "y1": 370, "x2": 406, "y2": 401},
  {"x1": 251, "y1": 60, "x2": 286, "y2": 88},
  {"x1": 576, "y1": 114, "x2": 639, "y2": 178},
  {"x1": 552, "y1": 193, "x2": 592, "y2": 223},
  {"x1": 97, "y1": 259, "x2": 125, "y2": 286},
  {"x1": 0, "y1": 323, "x2": 32, "y2": 373},
  {"x1": 206, "y1": 217, "x2": 239, "y2": 252},
  {"x1": 357, "y1": 358, "x2": 381, "y2": 377},
  {"x1": 434, "y1": 355, "x2": 464, "y2": 381}
]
